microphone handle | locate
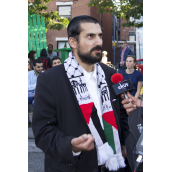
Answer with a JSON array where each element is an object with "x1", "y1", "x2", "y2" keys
[{"x1": 124, "y1": 92, "x2": 132, "y2": 104}]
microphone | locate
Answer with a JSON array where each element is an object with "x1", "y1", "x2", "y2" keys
[{"x1": 111, "y1": 73, "x2": 134, "y2": 99}]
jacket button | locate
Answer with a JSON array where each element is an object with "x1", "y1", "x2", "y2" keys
[{"x1": 93, "y1": 169, "x2": 97, "y2": 172}]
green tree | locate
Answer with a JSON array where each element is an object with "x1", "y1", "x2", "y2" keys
[
  {"x1": 28, "y1": 0, "x2": 69, "y2": 32},
  {"x1": 88, "y1": 0, "x2": 143, "y2": 28}
]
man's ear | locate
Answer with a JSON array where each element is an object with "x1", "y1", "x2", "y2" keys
[
  {"x1": 68, "y1": 37, "x2": 78, "y2": 49},
  {"x1": 33, "y1": 66, "x2": 35, "y2": 70}
]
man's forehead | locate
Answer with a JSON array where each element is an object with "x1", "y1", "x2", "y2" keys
[
  {"x1": 53, "y1": 59, "x2": 60, "y2": 62},
  {"x1": 80, "y1": 23, "x2": 102, "y2": 34},
  {"x1": 36, "y1": 63, "x2": 43, "y2": 66}
]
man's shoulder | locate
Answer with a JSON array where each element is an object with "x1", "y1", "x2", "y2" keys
[
  {"x1": 126, "y1": 47, "x2": 133, "y2": 52},
  {"x1": 37, "y1": 64, "x2": 67, "y2": 88},
  {"x1": 52, "y1": 51, "x2": 57, "y2": 55},
  {"x1": 134, "y1": 70, "x2": 143, "y2": 76},
  {"x1": 28, "y1": 70, "x2": 34, "y2": 75},
  {"x1": 41, "y1": 64, "x2": 65, "y2": 77},
  {"x1": 99, "y1": 63, "x2": 116, "y2": 76}
]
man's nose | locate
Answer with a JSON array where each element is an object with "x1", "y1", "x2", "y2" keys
[{"x1": 95, "y1": 36, "x2": 103, "y2": 46}]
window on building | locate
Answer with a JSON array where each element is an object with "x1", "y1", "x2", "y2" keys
[
  {"x1": 58, "y1": 5, "x2": 71, "y2": 21},
  {"x1": 57, "y1": 41, "x2": 70, "y2": 58},
  {"x1": 129, "y1": 32, "x2": 135, "y2": 41}
]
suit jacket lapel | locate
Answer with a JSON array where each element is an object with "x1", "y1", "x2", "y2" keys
[
  {"x1": 99, "y1": 63, "x2": 121, "y2": 137},
  {"x1": 62, "y1": 64, "x2": 92, "y2": 134}
]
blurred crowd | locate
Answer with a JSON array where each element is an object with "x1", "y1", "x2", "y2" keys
[{"x1": 28, "y1": 44, "x2": 62, "y2": 126}]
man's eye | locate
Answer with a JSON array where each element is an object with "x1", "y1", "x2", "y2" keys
[
  {"x1": 99, "y1": 35, "x2": 102, "y2": 39},
  {"x1": 88, "y1": 35, "x2": 92, "y2": 38}
]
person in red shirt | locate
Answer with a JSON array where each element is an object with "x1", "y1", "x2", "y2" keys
[{"x1": 39, "y1": 48, "x2": 52, "y2": 71}]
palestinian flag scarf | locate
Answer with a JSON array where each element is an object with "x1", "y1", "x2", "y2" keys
[{"x1": 64, "y1": 52, "x2": 126, "y2": 171}]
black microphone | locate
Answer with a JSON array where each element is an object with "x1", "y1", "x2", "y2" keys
[{"x1": 111, "y1": 73, "x2": 134, "y2": 99}]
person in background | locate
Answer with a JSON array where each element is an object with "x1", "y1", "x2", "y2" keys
[
  {"x1": 101, "y1": 51, "x2": 108, "y2": 64},
  {"x1": 121, "y1": 92, "x2": 143, "y2": 172},
  {"x1": 28, "y1": 60, "x2": 31, "y2": 71},
  {"x1": 118, "y1": 40, "x2": 134, "y2": 70},
  {"x1": 118, "y1": 55, "x2": 143, "y2": 172},
  {"x1": 39, "y1": 48, "x2": 52, "y2": 71},
  {"x1": 52, "y1": 56, "x2": 62, "y2": 67},
  {"x1": 101, "y1": 51, "x2": 112, "y2": 66},
  {"x1": 28, "y1": 50, "x2": 36, "y2": 70},
  {"x1": 28, "y1": 59, "x2": 43, "y2": 127},
  {"x1": 118, "y1": 55, "x2": 143, "y2": 99},
  {"x1": 47, "y1": 44, "x2": 57, "y2": 60}
]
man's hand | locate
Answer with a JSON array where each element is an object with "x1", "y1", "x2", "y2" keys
[
  {"x1": 121, "y1": 92, "x2": 143, "y2": 115},
  {"x1": 71, "y1": 134, "x2": 95, "y2": 153},
  {"x1": 33, "y1": 95, "x2": 35, "y2": 97},
  {"x1": 121, "y1": 61, "x2": 125, "y2": 65}
]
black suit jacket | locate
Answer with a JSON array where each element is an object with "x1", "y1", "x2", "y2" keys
[{"x1": 32, "y1": 63, "x2": 129, "y2": 172}]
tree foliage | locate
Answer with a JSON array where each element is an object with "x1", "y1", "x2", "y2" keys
[
  {"x1": 28, "y1": 0, "x2": 69, "y2": 32},
  {"x1": 88, "y1": 0, "x2": 143, "y2": 28}
]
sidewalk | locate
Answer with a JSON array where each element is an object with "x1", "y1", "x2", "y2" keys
[{"x1": 28, "y1": 108, "x2": 44, "y2": 172}]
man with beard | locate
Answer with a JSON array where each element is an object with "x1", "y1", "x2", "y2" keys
[
  {"x1": 28, "y1": 59, "x2": 43, "y2": 126},
  {"x1": 32, "y1": 15, "x2": 129, "y2": 172}
]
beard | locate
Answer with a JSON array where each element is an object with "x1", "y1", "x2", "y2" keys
[
  {"x1": 35, "y1": 69, "x2": 42, "y2": 74},
  {"x1": 77, "y1": 45, "x2": 102, "y2": 65}
]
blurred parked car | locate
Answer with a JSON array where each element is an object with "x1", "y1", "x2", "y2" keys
[{"x1": 136, "y1": 59, "x2": 143, "y2": 74}]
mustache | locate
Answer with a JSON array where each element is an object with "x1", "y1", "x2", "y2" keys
[{"x1": 90, "y1": 46, "x2": 102, "y2": 53}]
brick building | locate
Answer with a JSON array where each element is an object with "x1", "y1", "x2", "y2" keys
[
  {"x1": 29, "y1": 0, "x2": 136, "y2": 64},
  {"x1": 120, "y1": 20, "x2": 136, "y2": 41},
  {"x1": 45, "y1": 0, "x2": 113, "y2": 62}
]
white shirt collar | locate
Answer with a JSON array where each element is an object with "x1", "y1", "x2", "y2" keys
[{"x1": 82, "y1": 64, "x2": 97, "y2": 83}]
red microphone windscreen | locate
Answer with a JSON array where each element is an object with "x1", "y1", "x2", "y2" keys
[{"x1": 111, "y1": 73, "x2": 123, "y2": 84}]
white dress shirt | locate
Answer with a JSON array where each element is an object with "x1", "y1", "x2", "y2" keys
[
  {"x1": 28, "y1": 70, "x2": 44, "y2": 97},
  {"x1": 28, "y1": 70, "x2": 38, "y2": 97},
  {"x1": 82, "y1": 65, "x2": 104, "y2": 128}
]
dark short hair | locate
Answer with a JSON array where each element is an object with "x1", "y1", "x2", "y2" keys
[
  {"x1": 33, "y1": 59, "x2": 43, "y2": 66},
  {"x1": 52, "y1": 56, "x2": 61, "y2": 63},
  {"x1": 48, "y1": 44, "x2": 53, "y2": 48},
  {"x1": 67, "y1": 15, "x2": 99, "y2": 41},
  {"x1": 28, "y1": 50, "x2": 36, "y2": 61},
  {"x1": 121, "y1": 39, "x2": 127, "y2": 44},
  {"x1": 127, "y1": 55, "x2": 136, "y2": 63}
]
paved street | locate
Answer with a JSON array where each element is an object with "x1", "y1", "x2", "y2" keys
[
  {"x1": 28, "y1": 152, "x2": 44, "y2": 172},
  {"x1": 28, "y1": 111, "x2": 44, "y2": 172}
]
